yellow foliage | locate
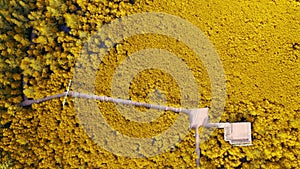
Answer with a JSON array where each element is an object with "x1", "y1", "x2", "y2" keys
[
  {"x1": 7, "y1": 18, "x2": 23, "y2": 27},
  {"x1": 1, "y1": 0, "x2": 299, "y2": 168},
  {"x1": 13, "y1": 34, "x2": 30, "y2": 46},
  {"x1": 0, "y1": 160, "x2": 13, "y2": 169},
  {"x1": 23, "y1": 87, "x2": 35, "y2": 99},
  {"x1": 33, "y1": 36, "x2": 48, "y2": 45},
  {"x1": 48, "y1": 0, "x2": 64, "y2": 8},
  {"x1": 11, "y1": 12, "x2": 28, "y2": 22},
  {"x1": 18, "y1": 1, "x2": 29, "y2": 9},
  {"x1": 63, "y1": 13, "x2": 79, "y2": 29}
]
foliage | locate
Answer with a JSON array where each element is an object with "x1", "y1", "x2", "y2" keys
[{"x1": 0, "y1": 0, "x2": 299, "y2": 168}]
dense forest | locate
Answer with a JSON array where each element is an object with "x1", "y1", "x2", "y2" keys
[{"x1": 0, "y1": 0, "x2": 299, "y2": 168}]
